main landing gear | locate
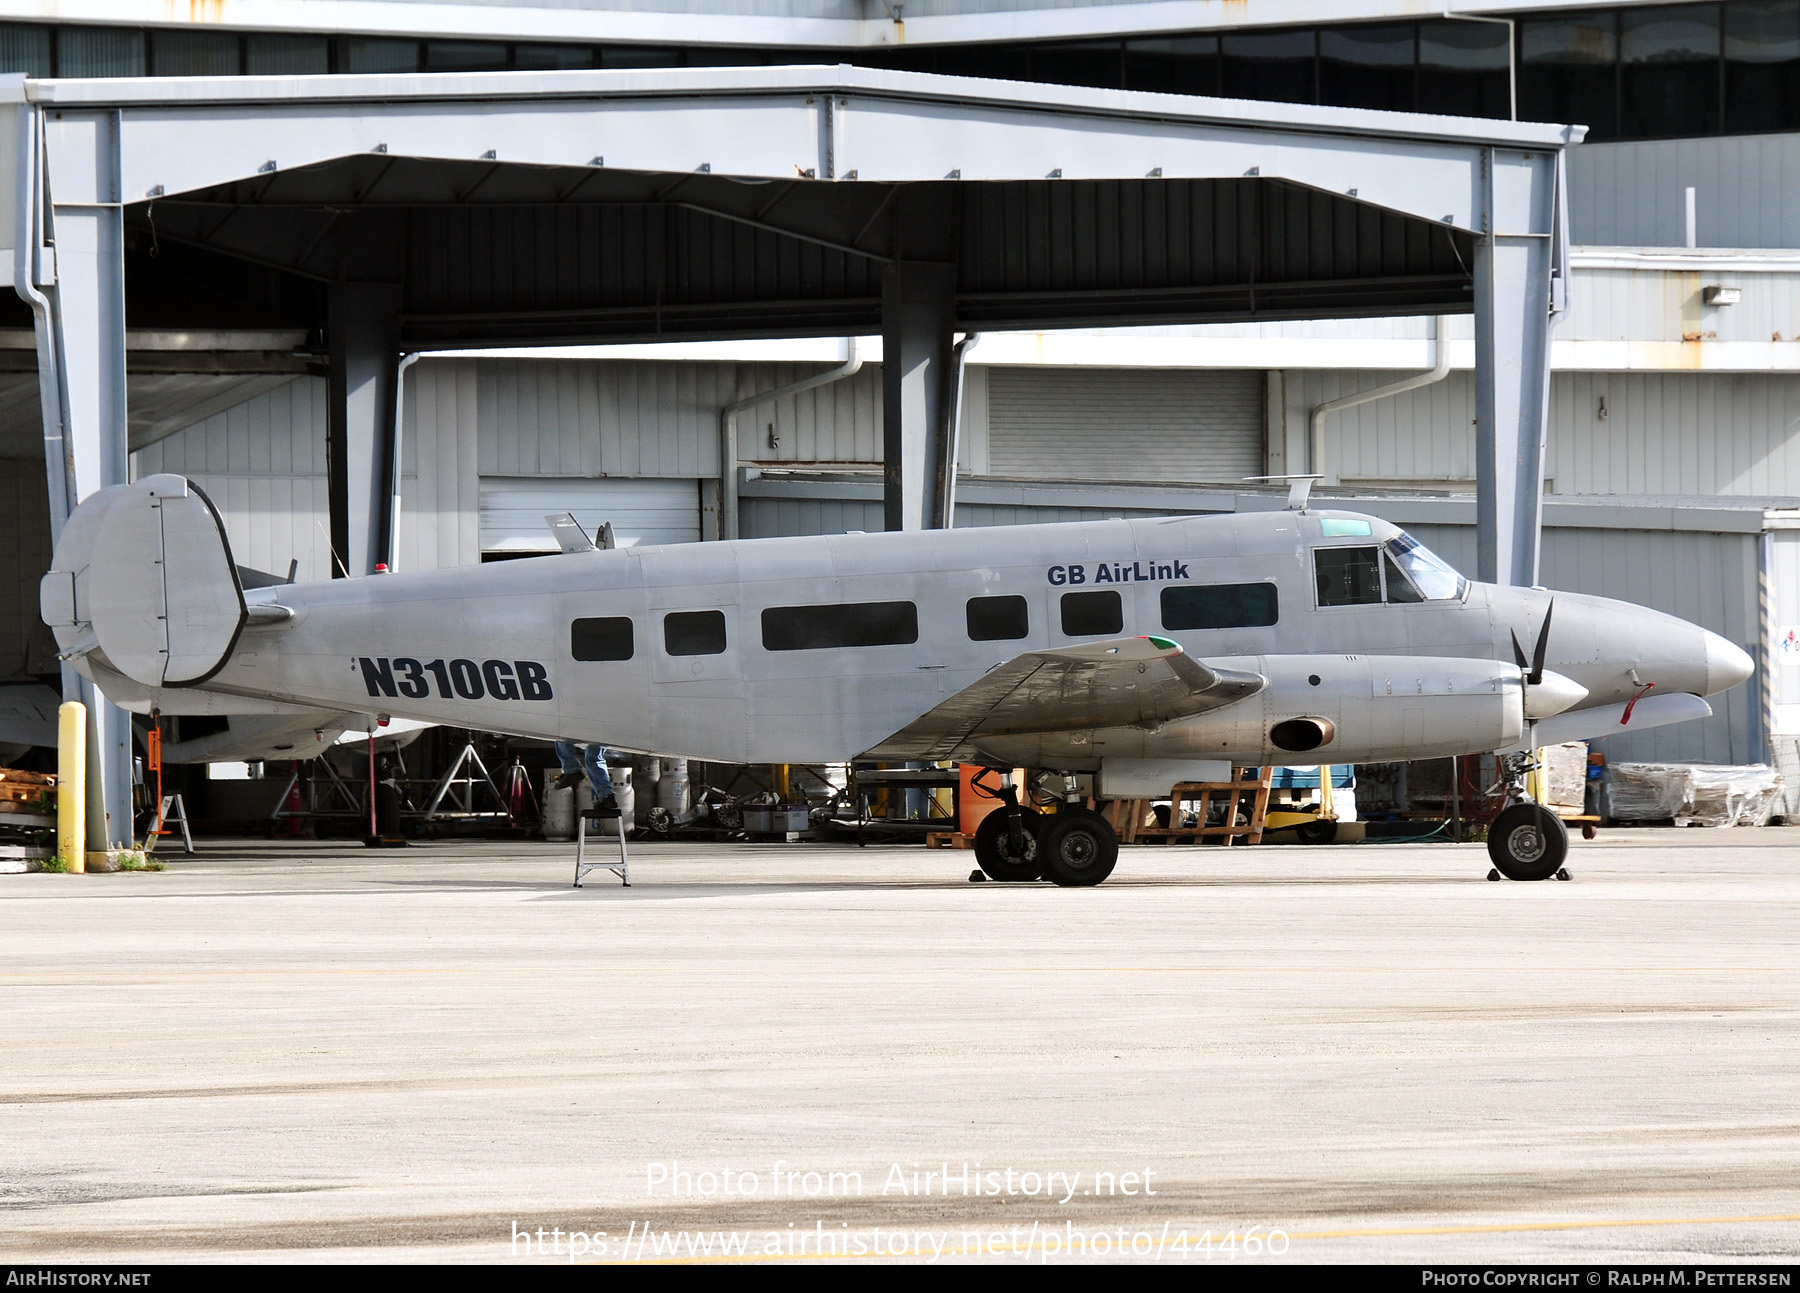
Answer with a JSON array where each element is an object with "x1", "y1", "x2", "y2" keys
[
  {"x1": 1484, "y1": 750, "x2": 1570, "y2": 883},
  {"x1": 970, "y1": 775, "x2": 1119, "y2": 887}
]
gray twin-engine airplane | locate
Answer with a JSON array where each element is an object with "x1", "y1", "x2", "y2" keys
[{"x1": 42, "y1": 474, "x2": 1751, "y2": 886}]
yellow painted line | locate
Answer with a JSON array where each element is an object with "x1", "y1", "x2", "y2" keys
[{"x1": 582, "y1": 1211, "x2": 1800, "y2": 1265}]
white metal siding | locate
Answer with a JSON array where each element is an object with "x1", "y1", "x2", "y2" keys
[
  {"x1": 474, "y1": 357, "x2": 885, "y2": 479},
  {"x1": 1549, "y1": 373, "x2": 1800, "y2": 499},
  {"x1": 1283, "y1": 369, "x2": 1479, "y2": 488},
  {"x1": 401, "y1": 360, "x2": 482, "y2": 572},
  {"x1": 479, "y1": 477, "x2": 701, "y2": 552},
  {"x1": 1283, "y1": 369, "x2": 1800, "y2": 499},
  {"x1": 1570, "y1": 134, "x2": 1800, "y2": 250},
  {"x1": 130, "y1": 376, "x2": 335, "y2": 582},
  {"x1": 985, "y1": 367, "x2": 1262, "y2": 482}
]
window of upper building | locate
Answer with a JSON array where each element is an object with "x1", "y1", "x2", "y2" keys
[
  {"x1": 1725, "y1": 0, "x2": 1800, "y2": 132},
  {"x1": 0, "y1": 25, "x2": 52, "y2": 78},
  {"x1": 1521, "y1": 11, "x2": 1620, "y2": 140},
  {"x1": 1320, "y1": 24, "x2": 1416, "y2": 113},
  {"x1": 16, "y1": 6, "x2": 1799, "y2": 144},
  {"x1": 247, "y1": 35, "x2": 329, "y2": 75},
  {"x1": 151, "y1": 30, "x2": 240, "y2": 76},
  {"x1": 1622, "y1": 4, "x2": 1722, "y2": 137}
]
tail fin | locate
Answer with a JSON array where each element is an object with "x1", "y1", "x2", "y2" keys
[{"x1": 41, "y1": 475, "x2": 246, "y2": 688}]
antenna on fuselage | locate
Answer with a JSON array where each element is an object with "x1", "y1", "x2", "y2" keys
[{"x1": 1242, "y1": 474, "x2": 1322, "y2": 513}]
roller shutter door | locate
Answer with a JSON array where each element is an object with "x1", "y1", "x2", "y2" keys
[
  {"x1": 986, "y1": 368, "x2": 1263, "y2": 482},
  {"x1": 479, "y1": 477, "x2": 701, "y2": 553}
]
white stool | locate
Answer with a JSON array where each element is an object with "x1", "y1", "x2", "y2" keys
[{"x1": 574, "y1": 807, "x2": 630, "y2": 887}]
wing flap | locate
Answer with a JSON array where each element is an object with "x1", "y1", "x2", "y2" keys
[{"x1": 863, "y1": 636, "x2": 1263, "y2": 762}]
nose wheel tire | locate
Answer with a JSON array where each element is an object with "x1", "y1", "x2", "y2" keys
[
  {"x1": 1486, "y1": 803, "x2": 1568, "y2": 882},
  {"x1": 1039, "y1": 809, "x2": 1120, "y2": 887},
  {"x1": 973, "y1": 805, "x2": 1046, "y2": 882}
]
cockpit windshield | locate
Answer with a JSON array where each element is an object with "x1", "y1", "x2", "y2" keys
[{"x1": 1386, "y1": 533, "x2": 1466, "y2": 601}]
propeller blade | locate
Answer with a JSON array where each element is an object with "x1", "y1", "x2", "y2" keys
[
  {"x1": 1530, "y1": 601, "x2": 1554, "y2": 686},
  {"x1": 1511, "y1": 629, "x2": 1529, "y2": 674}
]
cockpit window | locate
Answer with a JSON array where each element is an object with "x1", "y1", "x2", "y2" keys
[
  {"x1": 1386, "y1": 534, "x2": 1466, "y2": 600},
  {"x1": 1315, "y1": 547, "x2": 1383, "y2": 606},
  {"x1": 1383, "y1": 553, "x2": 1423, "y2": 603}
]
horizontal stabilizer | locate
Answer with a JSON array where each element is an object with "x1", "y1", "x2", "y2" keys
[{"x1": 862, "y1": 635, "x2": 1263, "y2": 762}]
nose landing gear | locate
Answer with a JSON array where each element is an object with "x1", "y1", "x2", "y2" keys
[
  {"x1": 1485, "y1": 749, "x2": 1571, "y2": 882},
  {"x1": 1487, "y1": 801, "x2": 1569, "y2": 881}
]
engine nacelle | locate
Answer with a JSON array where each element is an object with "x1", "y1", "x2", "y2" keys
[{"x1": 976, "y1": 653, "x2": 1526, "y2": 770}]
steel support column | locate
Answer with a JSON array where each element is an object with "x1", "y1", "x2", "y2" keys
[
  {"x1": 1473, "y1": 148, "x2": 1559, "y2": 588},
  {"x1": 16, "y1": 101, "x2": 134, "y2": 849},
  {"x1": 881, "y1": 261, "x2": 957, "y2": 533},
  {"x1": 329, "y1": 278, "x2": 403, "y2": 577}
]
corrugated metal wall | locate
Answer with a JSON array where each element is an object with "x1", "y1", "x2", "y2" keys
[
  {"x1": 1569, "y1": 134, "x2": 1800, "y2": 249},
  {"x1": 131, "y1": 377, "x2": 335, "y2": 582},
  {"x1": 1284, "y1": 369, "x2": 1479, "y2": 488},
  {"x1": 1286, "y1": 369, "x2": 1800, "y2": 498},
  {"x1": 1549, "y1": 373, "x2": 1800, "y2": 498},
  {"x1": 473, "y1": 357, "x2": 885, "y2": 477},
  {"x1": 985, "y1": 367, "x2": 1262, "y2": 481},
  {"x1": 0, "y1": 459, "x2": 51, "y2": 678},
  {"x1": 400, "y1": 360, "x2": 482, "y2": 573}
]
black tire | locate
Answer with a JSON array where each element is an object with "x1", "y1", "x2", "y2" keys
[
  {"x1": 973, "y1": 806, "x2": 1045, "y2": 881},
  {"x1": 1039, "y1": 810, "x2": 1119, "y2": 887},
  {"x1": 1487, "y1": 803, "x2": 1568, "y2": 881},
  {"x1": 1295, "y1": 817, "x2": 1338, "y2": 846}
]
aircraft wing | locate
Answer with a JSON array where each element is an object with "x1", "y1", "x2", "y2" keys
[{"x1": 862, "y1": 636, "x2": 1264, "y2": 762}]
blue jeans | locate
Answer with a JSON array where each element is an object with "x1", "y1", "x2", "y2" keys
[{"x1": 555, "y1": 741, "x2": 615, "y2": 801}]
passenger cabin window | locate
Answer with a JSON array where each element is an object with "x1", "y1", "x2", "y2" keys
[
  {"x1": 1315, "y1": 547, "x2": 1383, "y2": 606},
  {"x1": 761, "y1": 600, "x2": 918, "y2": 651},
  {"x1": 966, "y1": 595, "x2": 1029, "y2": 641},
  {"x1": 572, "y1": 616, "x2": 634, "y2": 661},
  {"x1": 1161, "y1": 582, "x2": 1279, "y2": 630},
  {"x1": 1061, "y1": 590, "x2": 1123, "y2": 637},
  {"x1": 664, "y1": 609, "x2": 727, "y2": 656}
]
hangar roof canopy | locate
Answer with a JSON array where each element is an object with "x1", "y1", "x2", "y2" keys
[{"x1": 21, "y1": 65, "x2": 1577, "y2": 348}]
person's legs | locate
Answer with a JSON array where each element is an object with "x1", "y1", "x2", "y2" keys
[
  {"x1": 554, "y1": 740, "x2": 584, "y2": 789},
  {"x1": 584, "y1": 744, "x2": 616, "y2": 804}
]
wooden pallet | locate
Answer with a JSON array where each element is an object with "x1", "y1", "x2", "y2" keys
[
  {"x1": 1128, "y1": 768, "x2": 1273, "y2": 847},
  {"x1": 0, "y1": 769, "x2": 55, "y2": 787},
  {"x1": 925, "y1": 831, "x2": 973, "y2": 850}
]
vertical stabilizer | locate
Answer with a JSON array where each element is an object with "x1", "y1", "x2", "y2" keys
[{"x1": 41, "y1": 475, "x2": 247, "y2": 688}]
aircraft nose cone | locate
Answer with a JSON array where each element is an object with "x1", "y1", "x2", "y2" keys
[
  {"x1": 1524, "y1": 668, "x2": 1588, "y2": 719},
  {"x1": 1704, "y1": 631, "x2": 1754, "y2": 695}
]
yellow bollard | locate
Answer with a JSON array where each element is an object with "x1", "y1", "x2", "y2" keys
[{"x1": 58, "y1": 701, "x2": 86, "y2": 873}]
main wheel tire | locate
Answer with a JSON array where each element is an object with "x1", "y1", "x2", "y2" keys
[
  {"x1": 1039, "y1": 809, "x2": 1120, "y2": 887},
  {"x1": 1295, "y1": 817, "x2": 1338, "y2": 845},
  {"x1": 1487, "y1": 803, "x2": 1568, "y2": 881},
  {"x1": 973, "y1": 806, "x2": 1045, "y2": 882}
]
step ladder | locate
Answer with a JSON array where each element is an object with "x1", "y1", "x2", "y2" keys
[
  {"x1": 147, "y1": 792, "x2": 194, "y2": 854},
  {"x1": 574, "y1": 806, "x2": 630, "y2": 887}
]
